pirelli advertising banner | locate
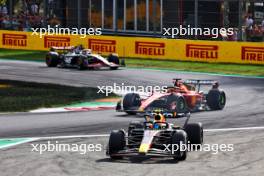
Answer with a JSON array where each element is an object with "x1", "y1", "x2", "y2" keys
[{"x1": 0, "y1": 30, "x2": 263, "y2": 65}]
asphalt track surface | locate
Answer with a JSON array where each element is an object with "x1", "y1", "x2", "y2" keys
[{"x1": 0, "y1": 60, "x2": 264, "y2": 176}]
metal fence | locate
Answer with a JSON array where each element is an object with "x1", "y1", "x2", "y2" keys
[{"x1": 0, "y1": 0, "x2": 263, "y2": 41}]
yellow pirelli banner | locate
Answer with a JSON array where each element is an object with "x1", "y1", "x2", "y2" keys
[{"x1": 0, "y1": 30, "x2": 263, "y2": 65}]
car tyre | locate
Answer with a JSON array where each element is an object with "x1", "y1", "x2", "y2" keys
[
  {"x1": 206, "y1": 89, "x2": 226, "y2": 110},
  {"x1": 185, "y1": 122, "x2": 203, "y2": 145},
  {"x1": 171, "y1": 130, "x2": 188, "y2": 161},
  {"x1": 123, "y1": 93, "x2": 141, "y2": 115},
  {"x1": 46, "y1": 53, "x2": 59, "y2": 67},
  {"x1": 108, "y1": 130, "x2": 126, "y2": 159}
]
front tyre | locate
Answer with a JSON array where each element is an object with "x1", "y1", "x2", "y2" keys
[
  {"x1": 46, "y1": 53, "x2": 59, "y2": 67},
  {"x1": 108, "y1": 130, "x2": 126, "y2": 159},
  {"x1": 185, "y1": 122, "x2": 203, "y2": 145},
  {"x1": 171, "y1": 130, "x2": 188, "y2": 161}
]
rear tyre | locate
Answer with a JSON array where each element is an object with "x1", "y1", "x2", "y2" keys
[
  {"x1": 123, "y1": 93, "x2": 141, "y2": 115},
  {"x1": 185, "y1": 123, "x2": 203, "y2": 145},
  {"x1": 110, "y1": 66, "x2": 118, "y2": 70},
  {"x1": 108, "y1": 54, "x2": 120, "y2": 65},
  {"x1": 108, "y1": 130, "x2": 126, "y2": 159},
  {"x1": 206, "y1": 89, "x2": 226, "y2": 110},
  {"x1": 171, "y1": 130, "x2": 188, "y2": 161},
  {"x1": 46, "y1": 53, "x2": 59, "y2": 67},
  {"x1": 108, "y1": 54, "x2": 119, "y2": 70}
]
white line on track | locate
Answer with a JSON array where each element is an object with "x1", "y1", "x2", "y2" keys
[
  {"x1": 204, "y1": 126, "x2": 264, "y2": 132},
  {"x1": 35, "y1": 134, "x2": 109, "y2": 140},
  {"x1": 34, "y1": 126, "x2": 264, "y2": 140},
  {"x1": 0, "y1": 138, "x2": 38, "y2": 150},
  {"x1": 1, "y1": 126, "x2": 264, "y2": 150}
]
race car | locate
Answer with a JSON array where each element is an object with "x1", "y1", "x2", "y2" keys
[
  {"x1": 107, "y1": 111, "x2": 203, "y2": 161},
  {"x1": 45, "y1": 45, "x2": 124, "y2": 70},
  {"x1": 116, "y1": 78, "x2": 226, "y2": 116}
]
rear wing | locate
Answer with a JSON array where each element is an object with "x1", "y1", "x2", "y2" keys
[
  {"x1": 51, "y1": 46, "x2": 75, "y2": 50},
  {"x1": 184, "y1": 79, "x2": 218, "y2": 92},
  {"x1": 173, "y1": 78, "x2": 218, "y2": 92},
  {"x1": 184, "y1": 79, "x2": 217, "y2": 85},
  {"x1": 50, "y1": 46, "x2": 75, "y2": 53}
]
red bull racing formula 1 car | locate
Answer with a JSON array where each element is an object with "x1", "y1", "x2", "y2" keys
[
  {"x1": 107, "y1": 111, "x2": 203, "y2": 161},
  {"x1": 116, "y1": 79, "x2": 226, "y2": 116},
  {"x1": 45, "y1": 46, "x2": 124, "y2": 70}
]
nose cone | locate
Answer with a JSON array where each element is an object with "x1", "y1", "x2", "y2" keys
[
  {"x1": 138, "y1": 130, "x2": 159, "y2": 154},
  {"x1": 139, "y1": 144, "x2": 150, "y2": 154}
]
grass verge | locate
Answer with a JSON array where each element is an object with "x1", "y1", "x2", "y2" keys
[
  {"x1": 0, "y1": 48, "x2": 263, "y2": 77},
  {"x1": 0, "y1": 79, "x2": 112, "y2": 112}
]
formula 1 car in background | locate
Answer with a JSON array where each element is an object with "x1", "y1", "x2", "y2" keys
[
  {"x1": 116, "y1": 78, "x2": 226, "y2": 116},
  {"x1": 45, "y1": 45, "x2": 125, "y2": 70},
  {"x1": 107, "y1": 111, "x2": 203, "y2": 161}
]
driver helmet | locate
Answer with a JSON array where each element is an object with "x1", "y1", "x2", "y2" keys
[{"x1": 153, "y1": 113, "x2": 166, "y2": 129}]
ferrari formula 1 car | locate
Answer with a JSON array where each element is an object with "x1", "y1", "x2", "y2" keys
[
  {"x1": 116, "y1": 78, "x2": 226, "y2": 116},
  {"x1": 107, "y1": 111, "x2": 203, "y2": 161},
  {"x1": 45, "y1": 46, "x2": 124, "y2": 70}
]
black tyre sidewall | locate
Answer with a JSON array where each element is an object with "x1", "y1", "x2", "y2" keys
[
  {"x1": 46, "y1": 53, "x2": 58, "y2": 67},
  {"x1": 171, "y1": 130, "x2": 188, "y2": 160},
  {"x1": 108, "y1": 130, "x2": 126, "y2": 158},
  {"x1": 185, "y1": 123, "x2": 203, "y2": 145},
  {"x1": 123, "y1": 93, "x2": 141, "y2": 112},
  {"x1": 206, "y1": 89, "x2": 226, "y2": 110}
]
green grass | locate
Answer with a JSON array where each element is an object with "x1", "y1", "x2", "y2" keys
[
  {"x1": 0, "y1": 49, "x2": 46, "y2": 61},
  {"x1": 0, "y1": 48, "x2": 263, "y2": 77},
  {"x1": 125, "y1": 59, "x2": 264, "y2": 77},
  {"x1": 0, "y1": 80, "x2": 111, "y2": 112}
]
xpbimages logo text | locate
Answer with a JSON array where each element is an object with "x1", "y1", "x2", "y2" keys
[
  {"x1": 97, "y1": 83, "x2": 168, "y2": 96},
  {"x1": 163, "y1": 142, "x2": 234, "y2": 155},
  {"x1": 163, "y1": 25, "x2": 234, "y2": 39},
  {"x1": 31, "y1": 141, "x2": 102, "y2": 155},
  {"x1": 31, "y1": 25, "x2": 102, "y2": 38}
]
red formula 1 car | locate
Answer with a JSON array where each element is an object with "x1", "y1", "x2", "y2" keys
[{"x1": 116, "y1": 79, "x2": 226, "y2": 117}]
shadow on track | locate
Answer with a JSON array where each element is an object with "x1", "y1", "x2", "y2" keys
[{"x1": 96, "y1": 156, "x2": 180, "y2": 164}]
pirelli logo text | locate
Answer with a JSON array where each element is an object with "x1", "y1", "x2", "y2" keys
[
  {"x1": 135, "y1": 42, "x2": 165, "y2": 56},
  {"x1": 2, "y1": 34, "x2": 27, "y2": 47},
  {"x1": 186, "y1": 44, "x2": 218, "y2": 59},
  {"x1": 44, "y1": 36, "x2": 70, "y2": 48},
  {"x1": 242, "y1": 47, "x2": 264, "y2": 62},
  {"x1": 88, "y1": 39, "x2": 116, "y2": 53}
]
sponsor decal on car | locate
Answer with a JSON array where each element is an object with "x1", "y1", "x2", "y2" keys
[
  {"x1": 88, "y1": 39, "x2": 116, "y2": 53},
  {"x1": 186, "y1": 44, "x2": 218, "y2": 59},
  {"x1": 44, "y1": 36, "x2": 71, "y2": 48},
  {"x1": 2, "y1": 33, "x2": 27, "y2": 47},
  {"x1": 135, "y1": 41, "x2": 165, "y2": 56},
  {"x1": 241, "y1": 47, "x2": 264, "y2": 62}
]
